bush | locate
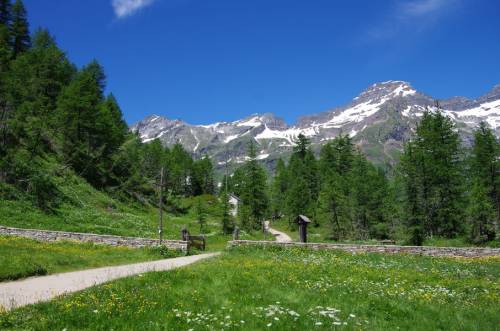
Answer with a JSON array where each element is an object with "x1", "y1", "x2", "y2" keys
[{"x1": 371, "y1": 223, "x2": 391, "y2": 240}]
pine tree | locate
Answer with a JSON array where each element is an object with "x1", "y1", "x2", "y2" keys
[
  {"x1": 0, "y1": 24, "x2": 11, "y2": 160},
  {"x1": 0, "y1": 23, "x2": 10, "y2": 70},
  {"x1": 469, "y1": 122, "x2": 499, "y2": 240},
  {"x1": 400, "y1": 142, "x2": 425, "y2": 245},
  {"x1": 192, "y1": 156, "x2": 215, "y2": 196},
  {"x1": 399, "y1": 110, "x2": 465, "y2": 241},
  {"x1": 270, "y1": 158, "x2": 288, "y2": 220},
  {"x1": 0, "y1": 0, "x2": 11, "y2": 26},
  {"x1": 100, "y1": 94, "x2": 128, "y2": 158},
  {"x1": 168, "y1": 143, "x2": 194, "y2": 196},
  {"x1": 285, "y1": 134, "x2": 319, "y2": 224},
  {"x1": 220, "y1": 191, "x2": 233, "y2": 235},
  {"x1": 195, "y1": 197, "x2": 207, "y2": 233},
  {"x1": 318, "y1": 170, "x2": 350, "y2": 240},
  {"x1": 468, "y1": 181, "x2": 496, "y2": 243},
  {"x1": 237, "y1": 140, "x2": 269, "y2": 231},
  {"x1": 56, "y1": 61, "x2": 108, "y2": 185},
  {"x1": 11, "y1": 0, "x2": 30, "y2": 57}
]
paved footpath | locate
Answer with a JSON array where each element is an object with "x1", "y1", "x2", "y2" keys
[
  {"x1": 264, "y1": 221, "x2": 293, "y2": 243},
  {"x1": 0, "y1": 252, "x2": 220, "y2": 311}
]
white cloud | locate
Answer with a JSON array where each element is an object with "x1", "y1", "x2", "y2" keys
[
  {"x1": 366, "y1": 0, "x2": 460, "y2": 41},
  {"x1": 400, "y1": 0, "x2": 451, "y2": 16},
  {"x1": 112, "y1": 0, "x2": 156, "y2": 18}
]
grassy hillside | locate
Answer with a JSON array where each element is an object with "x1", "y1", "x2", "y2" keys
[
  {"x1": 0, "y1": 170, "x2": 267, "y2": 252},
  {"x1": 0, "y1": 236, "x2": 180, "y2": 282},
  {"x1": 1, "y1": 246, "x2": 498, "y2": 329}
]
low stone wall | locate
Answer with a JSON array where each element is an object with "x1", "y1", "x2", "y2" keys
[
  {"x1": 0, "y1": 226, "x2": 188, "y2": 252},
  {"x1": 228, "y1": 240, "x2": 500, "y2": 258}
]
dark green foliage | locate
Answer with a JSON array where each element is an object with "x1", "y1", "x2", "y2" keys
[
  {"x1": 10, "y1": 0, "x2": 29, "y2": 57},
  {"x1": 270, "y1": 158, "x2": 287, "y2": 220},
  {"x1": 234, "y1": 141, "x2": 269, "y2": 230},
  {"x1": 0, "y1": 3, "x2": 214, "y2": 217},
  {"x1": 400, "y1": 111, "x2": 465, "y2": 242},
  {"x1": 468, "y1": 122, "x2": 499, "y2": 242},
  {"x1": 195, "y1": 197, "x2": 207, "y2": 233},
  {"x1": 0, "y1": 0, "x2": 11, "y2": 26},
  {"x1": 316, "y1": 134, "x2": 392, "y2": 240},
  {"x1": 468, "y1": 181, "x2": 496, "y2": 243},
  {"x1": 191, "y1": 156, "x2": 215, "y2": 196},
  {"x1": 220, "y1": 191, "x2": 234, "y2": 235},
  {"x1": 0, "y1": 1, "x2": 498, "y2": 246},
  {"x1": 285, "y1": 134, "x2": 319, "y2": 224}
]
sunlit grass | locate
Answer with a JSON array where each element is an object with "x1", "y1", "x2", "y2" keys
[
  {"x1": 0, "y1": 236, "x2": 181, "y2": 282},
  {"x1": 0, "y1": 174, "x2": 268, "y2": 252},
  {"x1": 1, "y1": 246, "x2": 498, "y2": 330}
]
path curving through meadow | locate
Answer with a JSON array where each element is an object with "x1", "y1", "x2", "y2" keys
[
  {"x1": 264, "y1": 221, "x2": 293, "y2": 243},
  {"x1": 0, "y1": 252, "x2": 219, "y2": 311}
]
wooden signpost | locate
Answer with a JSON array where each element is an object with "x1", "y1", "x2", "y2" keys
[{"x1": 296, "y1": 215, "x2": 311, "y2": 243}]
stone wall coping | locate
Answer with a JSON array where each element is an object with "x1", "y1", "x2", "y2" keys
[
  {"x1": 0, "y1": 225, "x2": 188, "y2": 251},
  {"x1": 228, "y1": 240, "x2": 500, "y2": 257}
]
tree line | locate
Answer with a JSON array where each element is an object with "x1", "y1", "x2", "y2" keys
[
  {"x1": 228, "y1": 111, "x2": 499, "y2": 245},
  {"x1": 0, "y1": 0, "x2": 215, "y2": 212},
  {"x1": 1, "y1": 1, "x2": 498, "y2": 245}
]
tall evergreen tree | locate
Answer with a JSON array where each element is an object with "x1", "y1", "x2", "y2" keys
[
  {"x1": 220, "y1": 191, "x2": 233, "y2": 235},
  {"x1": 0, "y1": 0, "x2": 11, "y2": 26},
  {"x1": 285, "y1": 134, "x2": 319, "y2": 224},
  {"x1": 270, "y1": 158, "x2": 288, "y2": 220},
  {"x1": 56, "y1": 61, "x2": 109, "y2": 185},
  {"x1": 237, "y1": 140, "x2": 269, "y2": 230},
  {"x1": 11, "y1": 0, "x2": 30, "y2": 57},
  {"x1": 468, "y1": 180, "x2": 496, "y2": 243},
  {"x1": 318, "y1": 170, "x2": 350, "y2": 240},
  {"x1": 469, "y1": 122, "x2": 499, "y2": 240},
  {"x1": 400, "y1": 111, "x2": 465, "y2": 241},
  {"x1": 167, "y1": 143, "x2": 194, "y2": 196}
]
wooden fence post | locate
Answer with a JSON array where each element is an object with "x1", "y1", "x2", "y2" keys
[{"x1": 233, "y1": 226, "x2": 240, "y2": 240}]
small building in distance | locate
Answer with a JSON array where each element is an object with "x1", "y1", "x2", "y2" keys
[{"x1": 228, "y1": 194, "x2": 240, "y2": 217}]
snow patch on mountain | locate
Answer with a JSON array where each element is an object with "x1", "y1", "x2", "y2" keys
[
  {"x1": 237, "y1": 116, "x2": 262, "y2": 127},
  {"x1": 323, "y1": 98, "x2": 388, "y2": 127},
  {"x1": 131, "y1": 81, "x2": 500, "y2": 170},
  {"x1": 224, "y1": 134, "x2": 240, "y2": 143},
  {"x1": 447, "y1": 99, "x2": 500, "y2": 129}
]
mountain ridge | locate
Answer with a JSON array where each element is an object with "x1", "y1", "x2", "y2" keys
[{"x1": 131, "y1": 81, "x2": 500, "y2": 170}]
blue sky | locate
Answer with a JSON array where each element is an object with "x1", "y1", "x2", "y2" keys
[{"x1": 24, "y1": 0, "x2": 500, "y2": 125}]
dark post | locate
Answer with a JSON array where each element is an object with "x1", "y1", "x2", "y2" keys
[
  {"x1": 158, "y1": 167, "x2": 164, "y2": 244},
  {"x1": 181, "y1": 227, "x2": 189, "y2": 241},
  {"x1": 233, "y1": 226, "x2": 240, "y2": 240},
  {"x1": 297, "y1": 215, "x2": 311, "y2": 243}
]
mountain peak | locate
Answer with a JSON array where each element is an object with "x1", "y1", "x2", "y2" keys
[
  {"x1": 479, "y1": 84, "x2": 500, "y2": 103},
  {"x1": 353, "y1": 81, "x2": 417, "y2": 106},
  {"x1": 131, "y1": 81, "x2": 500, "y2": 170}
]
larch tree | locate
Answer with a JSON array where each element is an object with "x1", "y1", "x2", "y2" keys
[{"x1": 11, "y1": 0, "x2": 30, "y2": 58}]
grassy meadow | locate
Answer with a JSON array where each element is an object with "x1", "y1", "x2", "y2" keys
[
  {"x1": 0, "y1": 173, "x2": 268, "y2": 252},
  {"x1": 270, "y1": 219, "x2": 500, "y2": 248},
  {"x1": 1, "y1": 246, "x2": 498, "y2": 330},
  {"x1": 0, "y1": 236, "x2": 183, "y2": 282}
]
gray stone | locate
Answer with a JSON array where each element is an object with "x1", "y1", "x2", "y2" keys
[
  {"x1": 0, "y1": 226, "x2": 188, "y2": 253},
  {"x1": 228, "y1": 240, "x2": 500, "y2": 258}
]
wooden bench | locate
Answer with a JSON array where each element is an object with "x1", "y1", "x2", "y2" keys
[
  {"x1": 378, "y1": 239, "x2": 396, "y2": 245},
  {"x1": 187, "y1": 235, "x2": 206, "y2": 251},
  {"x1": 181, "y1": 228, "x2": 206, "y2": 251}
]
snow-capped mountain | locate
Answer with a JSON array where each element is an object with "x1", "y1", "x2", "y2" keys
[{"x1": 131, "y1": 81, "x2": 500, "y2": 170}]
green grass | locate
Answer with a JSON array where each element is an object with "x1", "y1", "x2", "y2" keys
[
  {"x1": 0, "y1": 236, "x2": 182, "y2": 282},
  {"x1": 1, "y1": 246, "x2": 498, "y2": 330},
  {"x1": 270, "y1": 219, "x2": 500, "y2": 248},
  {"x1": 0, "y1": 173, "x2": 266, "y2": 252}
]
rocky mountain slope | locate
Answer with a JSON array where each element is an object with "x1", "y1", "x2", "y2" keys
[{"x1": 131, "y1": 81, "x2": 500, "y2": 170}]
